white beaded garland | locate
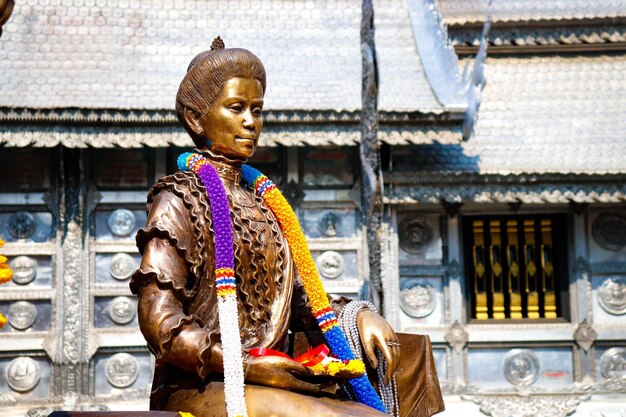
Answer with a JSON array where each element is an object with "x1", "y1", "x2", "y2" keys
[{"x1": 218, "y1": 295, "x2": 248, "y2": 417}]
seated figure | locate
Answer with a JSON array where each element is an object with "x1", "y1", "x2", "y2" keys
[{"x1": 131, "y1": 38, "x2": 444, "y2": 417}]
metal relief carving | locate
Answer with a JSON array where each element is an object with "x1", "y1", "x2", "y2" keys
[
  {"x1": 574, "y1": 320, "x2": 597, "y2": 352},
  {"x1": 399, "y1": 216, "x2": 434, "y2": 253},
  {"x1": 597, "y1": 276, "x2": 626, "y2": 315},
  {"x1": 108, "y1": 296, "x2": 136, "y2": 325},
  {"x1": 107, "y1": 209, "x2": 136, "y2": 237},
  {"x1": 10, "y1": 256, "x2": 38, "y2": 285},
  {"x1": 316, "y1": 251, "x2": 345, "y2": 279},
  {"x1": 5, "y1": 357, "x2": 41, "y2": 393},
  {"x1": 400, "y1": 284, "x2": 436, "y2": 318},
  {"x1": 109, "y1": 253, "x2": 135, "y2": 281},
  {"x1": 592, "y1": 213, "x2": 626, "y2": 251},
  {"x1": 318, "y1": 212, "x2": 341, "y2": 237},
  {"x1": 464, "y1": 393, "x2": 590, "y2": 417},
  {"x1": 8, "y1": 211, "x2": 36, "y2": 240},
  {"x1": 599, "y1": 348, "x2": 626, "y2": 379},
  {"x1": 62, "y1": 221, "x2": 82, "y2": 365},
  {"x1": 445, "y1": 321, "x2": 468, "y2": 353},
  {"x1": 8, "y1": 301, "x2": 37, "y2": 330},
  {"x1": 503, "y1": 349, "x2": 540, "y2": 386},
  {"x1": 105, "y1": 353, "x2": 139, "y2": 388}
]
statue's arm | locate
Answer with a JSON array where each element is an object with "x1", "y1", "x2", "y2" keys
[
  {"x1": 131, "y1": 190, "x2": 222, "y2": 379},
  {"x1": 289, "y1": 275, "x2": 400, "y2": 381}
]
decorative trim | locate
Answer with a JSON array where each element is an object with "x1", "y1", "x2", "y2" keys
[
  {"x1": 590, "y1": 261, "x2": 626, "y2": 274},
  {"x1": 573, "y1": 320, "x2": 597, "y2": 352},
  {"x1": 0, "y1": 107, "x2": 458, "y2": 125},
  {"x1": 447, "y1": 19, "x2": 626, "y2": 54},
  {"x1": 61, "y1": 221, "x2": 82, "y2": 366},
  {"x1": 407, "y1": 0, "x2": 468, "y2": 111},
  {"x1": 461, "y1": 393, "x2": 590, "y2": 417},
  {"x1": 385, "y1": 174, "x2": 626, "y2": 204},
  {"x1": 445, "y1": 321, "x2": 469, "y2": 353}
]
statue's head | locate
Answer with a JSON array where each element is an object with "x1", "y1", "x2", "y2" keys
[{"x1": 176, "y1": 37, "x2": 266, "y2": 159}]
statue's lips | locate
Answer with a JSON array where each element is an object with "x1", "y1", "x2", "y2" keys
[{"x1": 235, "y1": 136, "x2": 256, "y2": 142}]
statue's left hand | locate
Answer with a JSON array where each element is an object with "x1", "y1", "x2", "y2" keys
[{"x1": 356, "y1": 310, "x2": 400, "y2": 384}]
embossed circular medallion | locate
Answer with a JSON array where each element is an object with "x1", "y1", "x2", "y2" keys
[
  {"x1": 503, "y1": 349, "x2": 540, "y2": 386},
  {"x1": 399, "y1": 216, "x2": 434, "y2": 254},
  {"x1": 597, "y1": 276, "x2": 626, "y2": 315},
  {"x1": 599, "y1": 348, "x2": 626, "y2": 379},
  {"x1": 109, "y1": 253, "x2": 135, "y2": 281},
  {"x1": 316, "y1": 251, "x2": 345, "y2": 279},
  {"x1": 8, "y1": 301, "x2": 37, "y2": 330},
  {"x1": 400, "y1": 284, "x2": 436, "y2": 318},
  {"x1": 107, "y1": 209, "x2": 136, "y2": 237},
  {"x1": 318, "y1": 212, "x2": 341, "y2": 237},
  {"x1": 592, "y1": 213, "x2": 626, "y2": 251},
  {"x1": 108, "y1": 296, "x2": 136, "y2": 325},
  {"x1": 105, "y1": 353, "x2": 139, "y2": 388},
  {"x1": 5, "y1": 357, "x2": 40, "y2": 392},
  {"x1": 9, "y1": 256, "x2": 38, "y2": 285},
  {"x1": 8, "y1": 211, "x2": 36, "y2": 240}
]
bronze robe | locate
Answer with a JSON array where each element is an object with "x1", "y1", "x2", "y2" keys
[{"x1": 131, "y1": 164, "x2": 443, "y2": 417}]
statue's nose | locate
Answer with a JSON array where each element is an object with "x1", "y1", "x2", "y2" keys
[{"x1": 242, "y1": 110, "x2": 255, "y2": 129}]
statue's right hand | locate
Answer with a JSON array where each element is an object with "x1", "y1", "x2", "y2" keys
[{"x1": 244, "y1": 355, "x2": 331, "y2": 393}]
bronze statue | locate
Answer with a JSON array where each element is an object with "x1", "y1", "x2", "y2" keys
[{"x1": 131, "y1": 38, "x2": 443, "y2": 417}]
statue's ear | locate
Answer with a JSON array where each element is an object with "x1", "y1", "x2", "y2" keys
[{"x1": 183, "y1": 108, "x2": 203, "y2": 136}]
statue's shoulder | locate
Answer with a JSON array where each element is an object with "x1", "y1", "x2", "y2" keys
[{"x1": 147, "y1": 171, "x2": 204, "y2": 202}]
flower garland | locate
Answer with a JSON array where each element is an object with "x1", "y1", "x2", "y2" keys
[
  {"x1": 0, "y1": 239, "x2": 12, "y2": 329},
  {"x1": 178, "y1": 153, "x2": 248, "y2": 417},
  {"x1": 178, "y1": 152, "x2": 386, "y2": 414}
]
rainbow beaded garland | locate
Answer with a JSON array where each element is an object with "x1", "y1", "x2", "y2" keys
[{"x1": 178, "y1": 152, "x2": 386, "y2": 415}]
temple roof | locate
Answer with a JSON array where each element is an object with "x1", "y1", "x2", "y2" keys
[
  {"x1": 0, "y1": 0, "x2": 443, "y2": 115},
  {"x1": 436, "y1": 0, "x2": 626, "y2": 26},
  {"x1": 393, "y1": 53, "x2": 626, "y2": 176},
  {"x1": 0, "y1": 0, "x2": 362, "y2": 111}
]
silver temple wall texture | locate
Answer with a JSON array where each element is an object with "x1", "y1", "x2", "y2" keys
[{"x1": 0, "y1": 0, "x2": 625, "y2": 416}]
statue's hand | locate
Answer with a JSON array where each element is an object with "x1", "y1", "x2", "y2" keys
[
  {"x1": 244, "y1": 355, "x2": 342, "y2": 393},
  {"x1": 357, "y1": 310, "x2": 400, "y2": 384}
]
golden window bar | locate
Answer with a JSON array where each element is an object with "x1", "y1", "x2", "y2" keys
[{"x1": 467, "y1": 216, "x2": 564, "y2": 320}]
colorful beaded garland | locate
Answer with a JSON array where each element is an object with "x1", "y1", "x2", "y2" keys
[
  {"x1": 177, "y1": 154, "x2": 247, "y2": 417},
  {"x1": 178, "y1": 152, "x2": 386, "y2": 414}
]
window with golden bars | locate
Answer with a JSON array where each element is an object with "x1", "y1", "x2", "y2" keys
[{"x1": 463, "y1": 215, "x2": 568, "y2": 320}]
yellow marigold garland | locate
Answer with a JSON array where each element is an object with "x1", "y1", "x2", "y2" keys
[{"x1": 0, "y1": 239, "x2": 12, "y2": 329}]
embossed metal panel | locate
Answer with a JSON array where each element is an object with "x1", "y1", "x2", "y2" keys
[
  {"x1": 0, "y1": 356, "x2": 51, "y2": 398},
  {"x1": 468, "y1": 347, "x2": 574, "y2": 388},
  {"x1": 5, "y1": 256, "x2": 52, "y2": 288},
  {"x1": 0, "y1": 211, "x2": 54, "y2": 243},
  {"x1": 302, "y1": 207, "x2": 357, "y2": 238},
  {"x1": 0, "y1": 300, "x2": 52, "y2": 333},
  {"x1": 397, "y1": 213, "x2": 442, "y2": 265},
  {"x1": 94, "y1": 209, "x2": 146, "y2": 241},
  {"x1": 399, "y1": 277, "x2": 444, "y2": 326},
  {"x1": 94, "y1": 253, "x2": 141, "y2": 284},
  {"x1": 92, "y1": 351, "x2": 153, "y2": 396}
]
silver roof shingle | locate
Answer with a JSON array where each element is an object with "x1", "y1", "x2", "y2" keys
[
  {"x1": 437, "y1": 0, "x2": 626, "y2": 25},
  {"x1": 0, "y1": 0, "x2": 363, "y2": 111},
  {"x1": 409, "y1": 54, "x2": 626, "y2": 175}
]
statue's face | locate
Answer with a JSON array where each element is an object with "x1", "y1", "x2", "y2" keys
[{"x1": 200, "y1": 77, "x2": 264, "y2": 159}]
